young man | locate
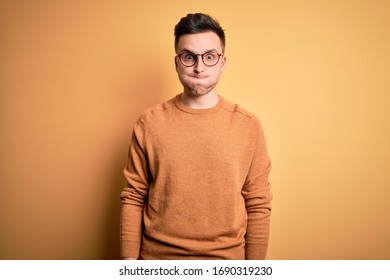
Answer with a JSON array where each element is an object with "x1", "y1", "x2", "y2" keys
[{"x1": 120, "y1": 13, "x2": 272, "y2": 260}]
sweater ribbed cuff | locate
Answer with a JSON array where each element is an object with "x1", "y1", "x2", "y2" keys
[
  {"x1": 245, "y1": 243, "x2": 268, "y2": 260},
  {"x1": 121, "y1": 239, "x2": 141, "y2": 259}
]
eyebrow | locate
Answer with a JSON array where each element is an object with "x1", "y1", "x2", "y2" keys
[{"x1": 179, "y1": 48, "x2": 220, "y2": 54}]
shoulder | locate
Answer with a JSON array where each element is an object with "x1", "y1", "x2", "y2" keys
[
  {"x1": 220, "y1": 96, "x2": 261, "y2": 123},
  {"x1": 220, "y1": 96, "x2": 266, "y2": 138},
  {"x1": 135, "y1": 96, "x2": 176, "y2": 127}
]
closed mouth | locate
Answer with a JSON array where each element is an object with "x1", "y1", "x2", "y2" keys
[{"x1": 192, "y1": 75, "x2": 207, "y2": 79}]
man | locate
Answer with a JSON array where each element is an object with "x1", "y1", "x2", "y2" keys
[{"x1": 120, "y1": 13, "x2": 272, "y2": 260}]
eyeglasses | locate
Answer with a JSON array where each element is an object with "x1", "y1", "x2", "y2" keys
[{"x1": 176, "y1": 51, "x2": 224, "y2": 67}]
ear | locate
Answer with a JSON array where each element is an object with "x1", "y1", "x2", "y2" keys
[
  {"x1": 220, "y1": 56, "x2": 226, "y2": 73},
  {"x1": 175, "y1": 56, "x2": 178, "y2": 72}
]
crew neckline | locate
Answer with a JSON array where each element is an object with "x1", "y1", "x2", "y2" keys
[{"x1": 174, "y1": 93, "x2": 223, "y2": 115}]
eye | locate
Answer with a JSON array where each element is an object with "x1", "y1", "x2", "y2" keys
[
  {"x1": 183, "y1": 53, "x2": 195, "y2": 61},
  {"x1": 205, "y1": 52, "x2": 217, "y2": 61}
]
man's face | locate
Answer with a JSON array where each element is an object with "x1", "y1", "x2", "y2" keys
[{"x1": 175, "y1": 31, "x2": 226, "y2": 97}]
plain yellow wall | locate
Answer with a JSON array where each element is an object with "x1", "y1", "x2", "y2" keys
[{"x1": 1, "y1": 0, "x2": 389, "y2": 259}]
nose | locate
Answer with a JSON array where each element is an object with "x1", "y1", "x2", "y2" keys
[{"x1": 193, "y1": 55, "x2": 205, "y2": 73}]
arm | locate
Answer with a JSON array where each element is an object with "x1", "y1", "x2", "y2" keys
[
  {"x1": 242, "y1": 117, "x2": 272, "y2": 260},
  {"x1": 120, "y1": 119, "x2": 149, "y2": 259}
]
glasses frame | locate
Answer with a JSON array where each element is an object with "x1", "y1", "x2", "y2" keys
[{"x1": 176, "y1": 51, "x2": 224, "y2": 67}]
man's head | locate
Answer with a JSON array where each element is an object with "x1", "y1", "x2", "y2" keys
[
  {"x1": 174, "y1": 13, "x2": 225, "y2": 52},
  {"x1": 174, "y1": 13, "x2": 226, "y2": 98}
]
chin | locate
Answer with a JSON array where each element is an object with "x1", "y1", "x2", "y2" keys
[
  {"x1": 187, "y1": 84, "x2": 215, "y2": 96},
  {"x1": 188, "y1": 82, "x2": 216, "y2": 95},
  {"x1": 191, "y1": 87, "x2": 208, "y2": 95}
]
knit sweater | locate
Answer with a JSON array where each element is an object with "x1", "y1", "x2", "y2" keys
[{"x1": 120, "y1": 94, "x2": 272, "y2": 260}]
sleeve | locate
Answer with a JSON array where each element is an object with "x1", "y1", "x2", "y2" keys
[
  {"x1": 242, "y1": 116, "x2": 272, "y2": 260},
  {"x1": 120, "y1": 118, "x2": 150, "y2": 259}
]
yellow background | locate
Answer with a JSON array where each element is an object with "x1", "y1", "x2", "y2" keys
[{"x1": 1, "y1": 0, "x2": 389, "y2": 259}]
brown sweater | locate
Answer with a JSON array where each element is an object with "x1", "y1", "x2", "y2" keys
[{"x1": 120, "y1": 94, "x2": 272, "y2": 260}]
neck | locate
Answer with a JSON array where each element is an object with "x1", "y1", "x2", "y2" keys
[{"x1": 180, "y1": 91, "x2": 219, "y2": 109}]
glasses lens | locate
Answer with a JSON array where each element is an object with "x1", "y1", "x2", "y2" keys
[
  {"x1": 180, "y1": 53, "x2": 196, "y2": 66},
  {"x1": 203, "y1": 52, "x2": 220, "y2": 66}
]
